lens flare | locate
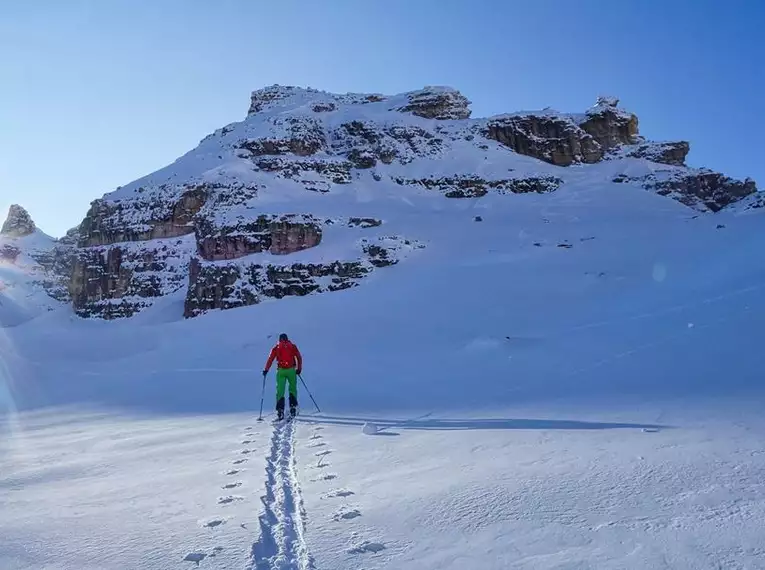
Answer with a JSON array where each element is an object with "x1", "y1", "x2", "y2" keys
[{"x1": 0, "y1": 332, "x2": 21, "y2": 460}]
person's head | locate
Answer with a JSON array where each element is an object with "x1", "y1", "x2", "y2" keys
[{"x1": 279, "y1": 333, "x2": 289, "y2": 342}]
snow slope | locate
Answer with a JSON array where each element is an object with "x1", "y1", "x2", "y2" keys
[
  {"x1": 2, "y1": 171, "x2": 765, "y2": 569},
  {"x1": 0, "y1": 229, "x2": 61, "y2": 327}
]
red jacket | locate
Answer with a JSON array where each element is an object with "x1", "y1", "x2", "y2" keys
[{"x1": 265, "y1": 340, "x2": 302, "y2": 372}]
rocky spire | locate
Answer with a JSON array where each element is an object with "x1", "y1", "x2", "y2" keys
[{"x1": 1, "y1": 204, "x2": 36, "y2": 237}]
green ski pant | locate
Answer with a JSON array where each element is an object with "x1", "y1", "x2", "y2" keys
[{"x1": 276, "y1": 367, "x2": 298, "y2": 403}]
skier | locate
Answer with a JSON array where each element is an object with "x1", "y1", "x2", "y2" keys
[{"x1": 263, "y1": 333, "x2": 302, "y2": 420}]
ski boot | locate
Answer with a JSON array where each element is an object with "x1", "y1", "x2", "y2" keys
[{"x1": 276, "y1": 397, "x2": 285, "y2": 421}]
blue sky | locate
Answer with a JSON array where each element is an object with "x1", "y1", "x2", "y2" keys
[{"x1": 2, "y1": 0, "x2": 763, "y2": 236}]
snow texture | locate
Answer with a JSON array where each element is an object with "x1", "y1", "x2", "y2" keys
[{"x1": 1, "y1": 85, "x2": 765, "y2": 570}]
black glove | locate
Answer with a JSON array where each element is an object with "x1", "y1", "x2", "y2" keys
[
  {"x1": 296, "y1": 368, "x2": 302, "y2": 375},
  {"x1": 262, "y1": 370, "x2": 268, "y2": 377}
]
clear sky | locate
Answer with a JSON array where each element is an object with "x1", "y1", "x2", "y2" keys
[{"x1": 2, "y1": 0, "x2": 763, "y2": 237}]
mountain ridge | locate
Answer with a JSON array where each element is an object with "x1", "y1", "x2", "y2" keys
[{"x1": 2, "y1": 84, "x2": 761, "y2": 322}]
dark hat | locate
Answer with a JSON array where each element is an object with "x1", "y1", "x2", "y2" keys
[{"x1": 279, "y1": 333, "x2": 289, "y2": 341}]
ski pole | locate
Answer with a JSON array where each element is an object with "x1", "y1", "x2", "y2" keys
[
  {"x1": 298, "y1": 374, "x2": 321, "y2": 413},
  {"x1": 257, "y1": 371, "x2": 267, "y2": 421}
]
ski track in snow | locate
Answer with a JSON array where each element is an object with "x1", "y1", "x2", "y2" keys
[{"x1": 250, "y1": 419, "x2": 315, "y2": 570}]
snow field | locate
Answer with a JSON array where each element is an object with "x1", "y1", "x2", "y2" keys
[{"x1": 1, "y1": 114, "x2": 764, "y2": 568}]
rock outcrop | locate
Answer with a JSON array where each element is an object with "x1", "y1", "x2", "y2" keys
[
  {"x1": 237, "y1": 116, "x2": 326, "y2": 157},
  {"x1": 195, "y1": 215, "x2": 322, "y2": 261},
  {"x1": 78, "y1": 187, "x2": 206, "y2": 247},
  {"x1": 31, "y1": 245, "x2": 77, "y2": 304},
  {"x1": 578, "y1": 96, "x2": 639, "y2": 150},
  {"x1": 248, "y1": 84, "x2": 472, "y2": 122},
  {"x1": 247, "y1": 85, "x2": 388, "y2": 118},
  {"x1": 396, "y1": 87, "x2": 472, "y2": 120},
  {"x1": 484, "y1": 114, "x2": 603, "y2": 166},
  {"x1": 1, "y1": 205, "x2": 36, "y2": 237},
  {"x1": 739, "y1": 192, "x2": 765, "y2": 211},
  {"x1": 331, "y1": 121, "x2": 447, "y2": 169},
  {"x1": 394, "y1": 174, "x2": 562, "y2": 198},
  {"x1": 653, "y1": 171, "x2": 757, "y2": 212},
  {"x1": 184, "y1": 236, "x2": 421, "y2": 317},
  {"x1": 248, "y1": 85, "x2": 312, "y2": 116},
  {"x1": 184, "y1": 258, "x2": 366, "y2": 318},
  {"x1": 347, "y1": 218, "x2": 382, "y2": 228},
  {"x1": 252, "y1": 157, "x2": 353, "y2": 187},
  {"x1": 615, "y1": 169, "x2": 757, "y2": 212},
  {"x1": 70, "y1": 236, "x2": 194, "y2": 318},
  {"x1": 483, "y1": 96, "x2": 677, "y2": 169},
  {"x1": 620, "y1": 141, "x2": 690, "y2": 166}
]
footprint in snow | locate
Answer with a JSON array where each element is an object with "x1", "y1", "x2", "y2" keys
[
  {"x1": 333, "y1": 507, "x2": 362, "y2": 521},
  {"x1": 225, "y1": 469, "x2": 242, "y2": 476},
  {"x1": 202, "y1": 518, "x2": 226, "y2": 528},
  {"x1": 314, "y1": 426, "x2": 324, "y2": 431},
  {"x1": 310, "y1": 434, "x2": 323, "y2": 440},
  {"x1": 347, "y1": 541, "x2": 386, "y2": 554},
  {"x1": 222, "y1": 482, "x2": 242, "y2": 489},
  {"x1": 323, "y1": 488, "x2": 355, "y2": 499},
  {"x1": 241, "y1": 439, "x2": 253, "y2": 444},
  {"x1": 218, "y1": 495, "x2": 244, "y2": 505},
  {"x1": 232, "y1": 458, "x2": 247, "y2": 465},
  {"x1": 240, "y1": 449, "x2": 252, "y2": 455},
  {"x1": 308, "y1": 442, "x2": 326, "y2": 449},
  {"x1": 209, "y1": 546, "x2": 224, "y2": 558}
]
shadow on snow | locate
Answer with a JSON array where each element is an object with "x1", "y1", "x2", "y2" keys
[{"x1": 297, "y1": 414, "x2": 667, "y2": 432}]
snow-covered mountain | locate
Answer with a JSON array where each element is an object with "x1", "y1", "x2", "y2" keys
[
  {"x1": 0, "y1": 205, "x2": 74, "y2": 326},
  {"x1": 2, "y1": 86, "x2": 765, "y2": 570},
  {"x1": 25, "y1": 85, "x2": 758, "y2": 321}
]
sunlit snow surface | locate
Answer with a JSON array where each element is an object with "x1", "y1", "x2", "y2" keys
[{"x1": 2, "y1": 163, "x2": 765, "y2": 567}]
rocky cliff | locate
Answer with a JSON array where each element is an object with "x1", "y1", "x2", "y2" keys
[
  {"x1": 20, "y1": 84, "x2": 759, "y2": 320},
  {"x1": 1, "y1": 204, "x2": 37, "y2": 237},
  {"x1": 482, "y1": 96, "x2": 641, "y2": 167}
]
